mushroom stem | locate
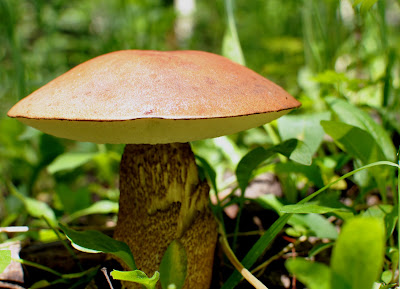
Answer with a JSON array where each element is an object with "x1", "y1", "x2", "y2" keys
[{"x1": 114, "y1": 143, "x2": 218, "y2": 289}]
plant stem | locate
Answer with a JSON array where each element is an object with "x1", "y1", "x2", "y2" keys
[
  {"x1": 219, "y1": 229, "x2": 268, "y2": 289},
  {"x1": 12, "y1": 257, "x2": 62, "y2": 277},
  {"x1": 101, "y1": 267, "x2": 115, "y2": 289}
]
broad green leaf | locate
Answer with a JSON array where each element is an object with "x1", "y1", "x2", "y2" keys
[
  {"x1": 286, "y1": 258, "x2": 331, "y2": 289},
  {"x1": 288, "y1": 141, "x2": 312, "y2": 166},
  {"x1": 321, "y1": 120, "x2": 386, "y2": 164},
  {"x1": 277, "y1": 111, "x2": 331, "y2": 155},
  {"x1": 222, "y1": 0, "x2": 245, "y2": 65},
  {"x1": 321, "y1": 120, "x2": 390, "y2": 195},
  {"x1": 299, "y1": 214, "x2": 338, "y2": 240},
  {"x1": 326, "y1": 97, "x2": 395, "y2": 162},
  {"x1": 0, "y1": 250, "x2": 11, "y2": 273},
  {"x1": 280, "y1": 203, "x2": 346, "y2": 214},
  {"x1": 275, "y1": 162, "x2": 324, "y2": 188},
  {"x1": 236, "y1": 139, "x2": 311, "y2": 192},
  {"x1": 111, "y1": 270, "x2": 159, "y2": 289},
  {"x1": 59, "y1": 223, "x2": 136, "y2": 270},
  {"x1": 159, "y1": 240, "x2": 187, "y2": 289},
  {"x1": 48, "y1": 152, "x2": 97, "y2": 174},
  {"x1": 363, "y1": 205, "x2": 397, "y2": 240},
  {"x1": 330, "y1": 217, "x2": 385, "y2": 289},
  {"x1": 381, "y1": 270, "x2": 393, "y2": 284},
  {"x1": 66, "y1": 200, "x2": 119, "y2": 222},
  {"x1": 38, "y1": 229, "x2": 59, "y2": 242},
  {"x1": 8, "y1": 182, "x2": 57, "y2": 226}
]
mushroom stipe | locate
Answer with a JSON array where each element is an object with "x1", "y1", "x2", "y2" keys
[{"x1": 116, "y1": 143, "x2": 217, "y2": 288}]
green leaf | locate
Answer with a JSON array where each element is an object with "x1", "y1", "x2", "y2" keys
[
  {"x1": 326, "y1": 97, "x2": 395, "y2": 162},
  {"x1": 30, "y1": 280, "x2": 52, "y2": 289},
  {"x1": 8, "y1": 182, "x2": 57, "y2": 226},
  {"x1": 321, "y1": 120, "x2": 386, "y2": 165},
  {"x1": 280, "y1": 203, "x2": 346, "y2": 214},
  {"x1": 236, "y1": 139, "x2": 311, "y2": 192},
  {"x1": 384, "y1": 205, "x2": 398, "y2": 239},
  {"x1": 363, "y1": 205, "x2": 397, "y2": 240},
  {"x1": 330, "y1": 217, "x2": 385, "y2": 289},
  {"x1": 111, "y1": 270, "x2": 160, "y2": 289},
  {"x1": 159, "y1": 240, "x2": 188, "y2": 289},
  {"x1": 195, "y1": 155, "x2": 218, "y2": 193},
  {"x1": 299, "y1": 214, "x2": 338, "y2": 240},
  {"x1": 0, "y1": 250, "x2": 11, "y2": 273},
  {"x1": 275, "y1": 162, "x2": 324, "y2": 188},
  {"x1": 286, "y1": 258, "x2": 331, "y2": 289},
  {"x1": 48, "y1": 152, "x2": 97, "y2": 174},
  {"x1": 66, "y1": 200, "x2": 119, "y2": 222},
  {"x1": 59, "y1": 223, "x2": 136, "y2": 270},
  {"x1": 277, "y1": 111, "x2": 331, "y2": 155}
]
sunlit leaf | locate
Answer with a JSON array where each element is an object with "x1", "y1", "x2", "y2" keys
[
  {"x1": 159, "y1": 240, "x2": 187, "y2": 289},
  {"x1": 48, "y1": 152, "x2": 97, "y2": 174},
  {"x1": 280, "y1": 203, "x2": 347, "y2": 214},
  {"x1": 111, "y1": 270, "x2": 159, "y2": 289},
  {"x1": 66, "y1": 200, "x2": 119, "y2": 222},
  {"x1": 236, "y1": 139, "x2": 311, "y2": 193},
  {"x1": 330, "y1": 217, "x2": 385, "y2": 289},
  {"x1": 326, "y1": 97, "x2": 395, "y2": 162},
  {"x1": 0, "y1": 250, "x2": 11, "y2": 273},
  {"x1": 278, "y1": 111, "x2": 331, "y2": 156},
  {"x1": 321, "y1": 121, "x2": 386, "y2": 165},
  {"x1": 299, "y1": 213, "x2": 338, "y2": 240},
  {"x1": 286, "y1": 258, "x2": 331, "y2": 289}
]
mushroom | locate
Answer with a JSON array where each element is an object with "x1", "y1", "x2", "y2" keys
[{"x1": 7, "y1": 50, "x2": 300, "y2": 289}]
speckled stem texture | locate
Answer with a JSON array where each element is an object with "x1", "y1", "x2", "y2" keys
[{"x1": 114, "y1": 143, "x2": 218, "y2": 289}]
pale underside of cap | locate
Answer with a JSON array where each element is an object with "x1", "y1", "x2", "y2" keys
[{"x1": 8, "y1": 50, "x2": 300, "y2": 144}]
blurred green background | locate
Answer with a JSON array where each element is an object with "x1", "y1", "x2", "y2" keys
[{"x1": 1, "y1": 1, "x2": 400, "y2": 287}]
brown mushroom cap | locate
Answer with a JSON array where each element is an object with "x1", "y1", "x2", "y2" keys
[{"x1": 7, "y1": 50, "x2": 300, "y2": 144}]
